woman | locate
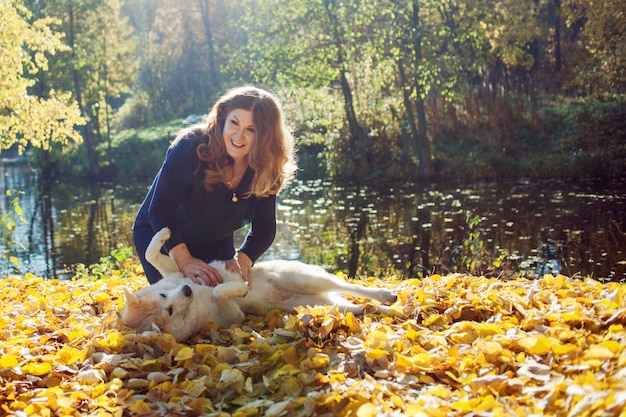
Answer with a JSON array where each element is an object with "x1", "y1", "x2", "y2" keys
[{"x1": 133, "y1": 85, "x2": 297, "y2": 285}]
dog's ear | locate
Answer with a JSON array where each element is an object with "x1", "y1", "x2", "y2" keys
[{"x1": 123, "y1": 287, "x2": 137, "y2": 303}]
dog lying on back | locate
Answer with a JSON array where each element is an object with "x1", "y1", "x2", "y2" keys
[{"x1": 122, "y1": 227, "x2": 397, "y2": 341}]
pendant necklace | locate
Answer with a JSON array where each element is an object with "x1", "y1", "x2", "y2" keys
[
  {"x1": 227, "y1": 168, "x2": 245, "y2": 203},
  {"x1": 229, "y1": 181, "x2": 239, "y2": 203}
]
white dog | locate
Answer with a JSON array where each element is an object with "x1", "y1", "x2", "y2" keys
[{"x1": 122, "y1": 227, "x2": 397, "y2": 341}]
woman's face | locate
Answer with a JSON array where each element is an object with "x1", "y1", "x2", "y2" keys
[{"x1": 223, "y1": 109, "x2": 256, "y2": 162}]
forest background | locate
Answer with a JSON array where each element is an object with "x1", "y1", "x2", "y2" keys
[{"x1": 2, "y1": 0, "x2": 625, "y2": 185}]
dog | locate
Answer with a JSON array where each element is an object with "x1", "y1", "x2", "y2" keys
[{"x1": 122, "y1": 227, "x2": 398, "y2": 341}]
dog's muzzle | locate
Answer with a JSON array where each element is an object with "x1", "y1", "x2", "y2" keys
[{"x1": 181, "y1": 284, "x2": 193, "y2": 297}]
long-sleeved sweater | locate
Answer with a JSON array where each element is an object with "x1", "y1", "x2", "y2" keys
[{"x1": 133, "y1": 128, "x2": 276, "y2": 263}]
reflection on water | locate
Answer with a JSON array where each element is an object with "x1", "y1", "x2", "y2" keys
[
  {"x1": 0, "y1": 156, "x2": 143, "y2": 278},
  {"x1": 272, "y1": 179, "x2": 626, "y2": 282},
  {"x1": 1, "y1": 155, "x2": 625, "y2": 281}
]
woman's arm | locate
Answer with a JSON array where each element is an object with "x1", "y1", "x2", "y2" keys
[
  {"x1": 238, "y1": 194, "x2": 277, "y2": 264},
  {"x1": 223, "y1": 195, "x2": 276, "y2": 282},
  {"x1": 147, "y1": 136, "x2": 198, "y2": 252}
]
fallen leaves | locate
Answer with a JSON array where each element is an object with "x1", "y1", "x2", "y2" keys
[{"x1": 1, "y1": 268, "x2": 626, "y2": 416}]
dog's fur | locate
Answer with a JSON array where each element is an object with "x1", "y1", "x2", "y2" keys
[{"x1": 122, "y1": 227, "x2": 397, "y2": 341}]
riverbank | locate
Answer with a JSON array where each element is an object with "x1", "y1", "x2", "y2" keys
[
  {"x1": 32, "y1": 97, "x2": 626, "y2": 184},
  {"x1": 1, "y1": 260, "x2": 625, "y2": 416}
]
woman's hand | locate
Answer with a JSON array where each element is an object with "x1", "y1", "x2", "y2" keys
[
  {"x1": 182, "y1": 256, "x2": 223, "y2": 286},
  {"x1": 225, "y1": 252, "x2": 253, "y2": 284},
  {"x1": 170, "y1": 243, "x2": 223, "y2": 286}
]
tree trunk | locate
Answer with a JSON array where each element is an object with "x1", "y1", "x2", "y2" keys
[
  {"x1": 323, "y1": 0, "x2": 369, "y2": 177},
  {"x1": 410, "y1": 0, "x2": 433, "y2": 178},
  {"x1": 68, "y1": 0, "x2": 100, "y2": 177},
  {"x1": 553, "y1": 0, "x2": 562, "y2": 73},
  {"x1": 198, "y1": 0, "x2": 220, "y2": 93}
]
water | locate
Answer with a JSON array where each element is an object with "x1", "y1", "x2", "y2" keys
[{"x1": 1, "y1": 155, "x2": 625, "y2": 281}]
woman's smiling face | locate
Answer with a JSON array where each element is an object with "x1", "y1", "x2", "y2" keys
[{"x1": 223, "y1": 109, "x2": 256, "y2": 161}]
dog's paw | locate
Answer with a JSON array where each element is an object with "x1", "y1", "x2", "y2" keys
[
  {"x1": 156, "y1": 227, "x2": 171, "y2": 245},
  {"x1": 214, "y1": 281, "x2": 249, "y2": 299},
  {"x1": 232, "y1": 282, "x2": 249, "y2": 298},
  {"x1": 378, "y1": 289, "x2": 398, "y2": 305}
]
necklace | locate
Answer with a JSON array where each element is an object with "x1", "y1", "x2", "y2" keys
[
  {"x1": 225, "y1": 175, "x2": 243, "y2": 188},
  {"x1": 226, "y1": 166, "x2": 247, "y2": 203},
  {"x1": 225, "y1": 166, "x2": 246, "y2": 187}
]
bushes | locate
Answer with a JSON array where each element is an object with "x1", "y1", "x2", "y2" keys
[
  {"x1": 430, "y1": 97, "x2": 626, "y2": 182},
  {"x1": 100, "y1": 120, "x2": 182, "y2": 180},
  {"x1": 30, "y1": 91, "x2": 624, "y2": 184}
]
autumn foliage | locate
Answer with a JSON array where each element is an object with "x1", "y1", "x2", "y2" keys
[{"x1": 1, "y1": 264, "x2": 626, "y2": 416}]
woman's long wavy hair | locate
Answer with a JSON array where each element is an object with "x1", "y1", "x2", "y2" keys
[{"x1": 195, "y1": 85, "x2": 297, "y2": 198}]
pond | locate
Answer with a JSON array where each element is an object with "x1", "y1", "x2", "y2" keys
[{"x1": 1, "y1": 155, "x2": 625, "y2": 281}]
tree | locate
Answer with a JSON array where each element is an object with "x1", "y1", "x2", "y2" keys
[
  {"x1": 35, "y1": 0, "x2": 136, "y2": 177},
  {"x1": 0, "y1": 0, "x2": 84, "y2": 154},
  {"x1": 381, "y1": 0, "x2": 434, "y2": 178},
  {"x1": 562, "y1": 0, "x2": 626, "y2": 94},
  {"x1": 230, "y1": 0, "x2": 400, "y2": 179},
  {"x1": 197, "y1": 0, "x2": 221, "y2": 93},
  {"x1": 122, "y1": 0, "x2": 234, "y2": 123},
  {"x1": 321, "y1": 1, "x2": 366, "y2": 142}
]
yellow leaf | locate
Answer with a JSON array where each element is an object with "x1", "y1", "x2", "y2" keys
[
  {"x1": 344, "y1": 312, "x2": 361, "y2": 333},
  {"x1": 428, "y1": 385, "x2": 452, "y2": 399},
  {"x1": 312, "y1": 353, "x2": 330, "y2": 368},
  {"x1": 451, "y1": 331, "x2": 477, "y2": 344},
  {"x1": 92, "y1": 292, "x2": 112, "y2": 303},
  {"x1": 267, "y1": 348, "x2": 284, "y2": 363},
  {"x1": 0, "y1": 354, "x2": 19, "y2": 368},
  {"x1": 475, "y1": 339, "x2": 503, "y2": 356},
  {"x1": 174, "y1": 346, "x2": 195, "y2": 361},
  {"x1": 282, "y1": 376, "x2": 303, "y2": 397},
  {"x1": 23, "y1": 362, "x2": 52, "y2": 376},
  {"x1": 68, "y1": 329, "x2": 90, "y2": 342},
  {"x1": 281, "y1": 346, "x2": 301, "y2": 365},
  {"x1": 477, "y1": 323, "x2": 505, "y2": 337},
  {"x1": 475, "y1": 394, "x2": 501, "y2": 412},
  {"x1": 585, "y1": 345, "x2": 615, "y2": 360},
  {"x1": 551, "y1": 343, "x2": 580, "y2": 356},
  {"x1": 422, "y1": 313, "x2": 444, "y2": 326},
  {"x1": 105, "y1": 331, "x2": 126, "y2": 349},
  {"x1": 452, "y1": 397, "x2": 481, "y2": 412},
  {"x1": 357, "y1": 402, "x2": 378, "y2": 417},
  {"x1": 57, "y1": 346, "x2": 87, "y2": 365},
  {"x1": 128, "y1": 399, "x2": 151, "y2": 414},
  {"x1": 366, "y1": 349, "x2": 388, "y2": 361},
  {"x1": 149, "y1": 332, "x2": 178, "y2": 352},
  {"x1": 599, "y1": 340, "x2": 621, "y2": 353},
  {"x1": 405, "y1": 404, "x2": 430, "y2": 417},
  {"x1": 517, "y1": 335, "x2": 551, "y2": 355},
  {"x1": 390, "y1": 394, "x2": 404, "y2": 408},
  {"x1": 283, "y1": 315, "x2": 298, "y2": 331}
]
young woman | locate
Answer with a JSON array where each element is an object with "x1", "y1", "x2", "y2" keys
[{"x1": 133, "y1": 85, "x2": 298, "y2": 285}]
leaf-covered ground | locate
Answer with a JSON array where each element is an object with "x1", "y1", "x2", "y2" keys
[{"x1": 1, "y1": 264, "x2": 626, "y2": 417}]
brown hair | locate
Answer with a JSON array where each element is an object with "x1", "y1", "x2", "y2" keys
[{"x1": 195, "y1": 85, "x2": 297, "y2": 197}]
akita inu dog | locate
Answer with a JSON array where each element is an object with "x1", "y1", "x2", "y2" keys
[{"x1": 122, "y1": 227, "x2": 397, "y2": 341}]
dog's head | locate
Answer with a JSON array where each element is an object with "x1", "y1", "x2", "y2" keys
[{"x1": 122, "y1": 279, "x2": 196, "y2": 341}]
